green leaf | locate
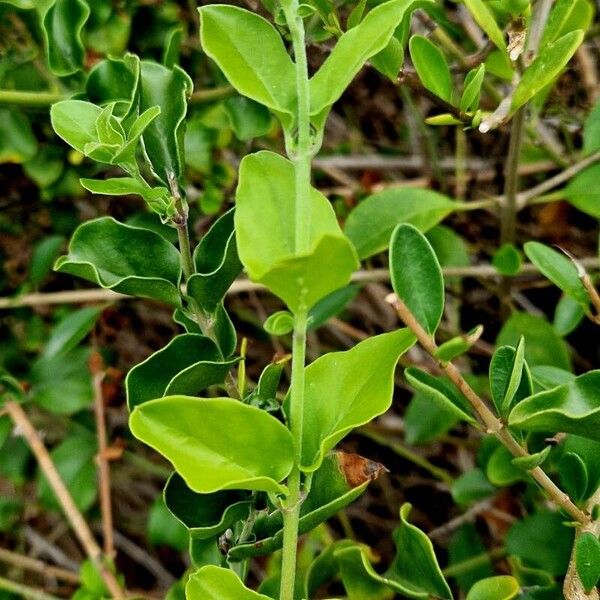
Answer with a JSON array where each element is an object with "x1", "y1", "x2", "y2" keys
[
  {"x1": 509, "y1": 371, "x2": 600, "y2": 441},
  {"x1": 308, "y1": 284, "x2": 360, "y2": 330},
  {"x1": 228, "y1": 452, "x2": 376, "y2": 561},
  {"x1": 489, "y1": 338, "x2": 527, "y2": 416},
  {"x1": 486, "y1": 445, "x2": 526, "y2": 486},
  {"x1": 86, "y1": 55, "x2": 139, "y2": 115},
  {"x1": 448, "y1": 525, "x2": 493, "y2": 592},
  {"x1": 506, "y1": 510, "x2": 574, "y2": 576},
  {"x1": 139, "y1": 61, "x2": 193, "y2": 185},
  {"x1": 55, "y1": 217, "x2": 182, "y2": 306},
  {"x1": 29, "y1": 235, "x2": 65, "y2": 288},
  {"x1": 125, "y1": 334, "x2": 238, "y2": 409},
  {"x1": 0, "y1": 109, "x2": 37, "y2": 164},
  {"x1": 404, "y1": 392, "x2": 462, "y2": 444},
  {"x1": 554, "y1": 295, "x2": 585, "y2": 336},
  {"x1": 51, "y1": 101, "x2": 105, "y2": 157},
  {"x1": 575, "y1": 532, "x2": 600, "y2": 593},
  {"x1": 466, "y1": 576, "x2": 520, "y2": 600},
  {"x1": 129, "y1": 396, "x2": 294, "y2": 494},
  {"x1": 223, "y1": 97, "x2": 272, "y2": 141},
  {"x1": 188, "y1": 208, "x2": 243, "y2": 314},
  {"x1": 405, "y1": 368, "x2": 476, "y2": 425},
  {"x1": 559, "y1": 452, "x2": 588, "y2": 503},
  {"x1": 186, "y1": 566, "x2": 273, "y2": 599},
  {"x1": 512, "y1": 446, "x2": 551, "y2": 471},
  {"x1": 390, "y1": 223, "x2": 444, "y2": 334},
  {"x1": 541, "y1": 0, "x2": 595, "y2": 48},
  {"x1": 451, "y1": 469, "x2": 495, "y2": 505},
  {"x1": 43, "y1": 307, "x2": 102, "y2": 360},
  {"x1": 37, "y1": 434, "x2": 97, "y2": 512},
  {"x1": 147, "y1": 496, "x2": 188, "y2": 551},
  {"x1": 298, "y1": 329, "x2": 415, "y2": 471},
  {"x1": 344, "y1": 188, "x2": 457, "y2": 259},
  {"x1": 496, "y1": 312, "x2": 571, "y2": 370},
  {"x1": 310, "y1": 0, "x2": 429, "y2": 125},
  {"x1": 511, "y1": 31, "x2": 584, "y2": 112},
  {"x1": 558, "y1": 435, "x2": 600, "y2": 502},
  {"x1": 463, "y1": 0, "x2": 506, "y2": 52},
  {"x1": 492, "y1": 243, "x2": 521, "y2": 276},
  {"x1": 337, "y1": 503, "x2": 453, "y2": 599},
  {"x1": 235, "y1": 151, "x2": 358, "y2": 313},
  {"x1": 371, "y1": 36, "x2": 404, "y2": 82},
  {"x1": 583, "y1": 98, "x2": 600, "y2": 155},
  {"x1": 42, "y1": 0, "x2": 90, "y2": 76},
  {"x1": 435, "y1": 325, "x2": 484, "y2": 362},
  {"x1": 304, "y1": 539, "x2": 357, "y2": 599},
  {"x1": 409, "y1": 36, "x2": 452, "y2": 102},
  {"x1": 563, "y1": 164, "x2": 600, "y2": 218},
  {"x1": 460, "y1": 65, "x2": 485, "y2": 112},
  {"x1": 263, "y1": 311, "x2": 294, "y2": 336},
  {"x1": 199, "y1": 5, "x2": 295, "y2": 127},
  {"x1": 524, "y1": 242, "x2": 588, "y2": 305},
  {"x1": 80, "y1": 177, "x2": 169, "y2": 208},
  {"x1": 164, "y1": 473, "x2": 250, "y2": 540}
]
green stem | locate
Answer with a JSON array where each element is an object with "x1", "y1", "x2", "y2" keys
[
  {"x1": 176, "y1": 222, "x2": 195, "y2": 281},
  {"x1": 442, "y1": 547, "x2": 507, "y2": 578},
  {"x1": 0, "y1": 89, "x2": 64, "y2": 106}
]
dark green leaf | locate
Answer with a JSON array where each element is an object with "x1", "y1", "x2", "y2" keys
[
  {"x1": 42, "y1": 307, "x2": 102, "y2": 360},
  {"x1": 0, "y1": 109, "x2": 37, "y2": 164},
  {"x1": 451, "y1": 469, "x2": 495, "y2": 505},
  {"x1": 29, "y1": 235, "x2": 65, "y2": 288},
  {"x1": 492, "y1": 244, "x2": 521, "y2": 276},
  {"x1": 558, "y1": 452, "x2": 588, "y2": 503},
  {"x1": 575, "y1": 532, "x2": 600, "y2": 593}
]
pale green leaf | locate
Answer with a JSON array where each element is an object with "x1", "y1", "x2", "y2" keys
[
  {"x1": 409, "y1": 35, "x2": 452, "y2": 102},
  {"x1": 186, "y1": 566, "x2": 273, "y2": 599}
]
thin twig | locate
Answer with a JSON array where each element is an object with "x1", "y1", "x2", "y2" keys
[
  {"x1": 388, "y1": 295, "x2": 589, "y2": 525},
  {"x1": 0, "y1": 576, "x2": 63, "y2": 600},
  {"x1": 4, "y1": 402, "x2": 126, "y2": 599},
  {"x1": 0, "y1": 547, "x2": 79, "y2": 584}
]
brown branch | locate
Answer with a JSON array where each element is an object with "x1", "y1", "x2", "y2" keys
[
  {"x1": 4, "y1": 402, "x2": 126, "y2": 599},
  {"x1": 0, "y1": 547, "x2": 79, "y2": 584}
]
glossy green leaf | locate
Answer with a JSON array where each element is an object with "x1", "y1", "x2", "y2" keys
[
  {"x1": 554, "y1": 295, "x2": 585, "y2": 336},
  {"x1": 371, "y1": 36, "x2": 404, "y2": 82},
  {"x1": 509, "y1": 371, "x2": 600, "y2": 441},
  {"x1": 229, "y1": 452, "x2": 374, "y2": 560},
  {"x1": 139, "y1": 61, "x2": 193, "y2": 185},
  {"x1": 558, "y1": 435, "x2": 600, "y2": 502},
  {"x1": 506, "y1": 510, "x2": 574, "y2": 576},
  {"x1": 55, "y1": 217, "x2": 182, "y2": 306},
  {"x1": 463, "y1": 0, "x2": 506, "y2": 52},
  {"x1": 186, "y1": 566, "x2": 273, "y2": 599},
  {"x1": 466, "y1": 576, "x2": 519, "y2": 600},
  {"x1": 496, "y1": 312, "x2": 571, "y2": 370},
  {"x1": 299, "y1": 329, "x2": 415, "y2": 471},
  {"x1": 188, "y1": 208, "x2": 242, "y2": 314},
  {"x1": 164, "y1": 473, "x2": 250, "y2": 540},
  {"x1": 199, "y1": 5, "x2": 295, "y2": 127},
  {"x1": 80, "y1": 177, "x2": 169, "y2": 207},
  {"x1": 409, "y1": 36, "x2": 452, "y2": 102},
  {"x1": 512, "y1": 31, "x2": 584, "y2": 111},
  {"x1": 563, "y1": 164, "x2": 600, "y2": 218},
  {"x1": 489, "y1": 338, "x2": 527, "y2": 416},
  {"x1": 263, "y1": 311, "x2": 294, "y2": 336},
  {"x1": 575, "y1": 532, "x2": 600, "y2": 593},
  {"x1": 451, "y1": 469, "x2": 495, "y2": 505},
  {"x1": 126, "y1": 334, "x2": 237, "y2": 409},
  {"x1": 524, "y1": 242, "x2": 588, "y2": 305},
  {"x1": 541, "y1": 0, "x2": 594, "y2": 48},
  {"x1": 486, "y1": 445, "x2": 526, "y2": 486},
  {"x1": 435, "y1": 326, "x2": 483, "y2": 362},
  {"x1": 512, "y1": 446, "x2": 551, "y2": 471},
  {"x1": 405, "y1": 368, "x2": 476, "y2": 425},
  {"x1": 337, "y1": 503, "x2": 452, "y2": 599},
  {"x1": 492, "y1": 244, "x2": 521, "y2": 276},
  {"x1": 235, "y1": 151, "x2": 358, "y2": 312},
  {"x1": 86, "y1": 55, "x2": 139, "y2": 114},
  {"x1": 460, "y1": 65, "x2": 485, "y2": 112},
  {"x1": 344, "y1": 188, "x2": 457, "y2": 259},
  {"x1": 130, "y1": 396, "x2": 294, "y2": 494},
  {"x1": 43, "y1": 307, "x2": 102, "y2": 360},
  {"x1": 0, "y1": 109, "x2": 37, "y2": 164},
  {"x1": 310, "y1": 0, "x2": 429, "y2": 125},
  {"x1": 560, "y1": 451, "x2": 588, "y2": 503},
  {"x1": 42, "y1": 0, "x2": 90, "y2": 76},
  {"x1": 390, "y1": 223, "x2": 444, "y2": 334},
  {"x1": 37, "y1": 434, "x2": 97, "y2": 512}
]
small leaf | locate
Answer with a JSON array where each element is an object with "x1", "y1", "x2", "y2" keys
[
  {"x1": 512, "y1": 446, "x2": 551, "y2": 471},
  {"x1": 299, "y1": 329, "x2": 415, "y2": 471},
  {"x1": 435, "y1": 326, "x2": 483, "y2": 362},
  {"x1": 524, "y1": 242, "x2": 588, "y2": 305},
  {"x1": 512, "y1": 30, "x2": 584, "y2": 112},
  {"x1": 86, "y1": 55, "x2": 140, "y2": 116},
  {"x1": 263, "y1": 311, "x2": 294, "y2": 336},
  {"x1": 451, "y1": 469, "x2": 495, "y2": 505},
  {"x1": 125, "y1": 334, "x2": 238, "y2": 409},
  {"x1": 466, "y1": 575, "x2": 520, "y2": 600},
  {"x1": 541, "y1": 0, "x2": 595, "y2": 48},
  {"x1": 489, "y1": 338, "x2": 526, "y2": 416},
  {"x1": 0, "y1": 109, "x2": 37, "y2": 164},
  {"x1": 559, "y1": 452, "x2": 588, "y2": 503},
  {"x1": 575, "y1": 532, "x2": 600, "y2": 593},
  {"x1": 344, "y1": 188, "x2": 457, "y2": 259},
  {"x1": 199, "y1": 5, "x2": 295, "y2": 127},
  {"x1": 42, "y1": 0, "x2": 90, "y2": 76},
  {"x1": 147, "y1": 496, "x2": 188, "y2": 551},
  {"x1": 409, "y1": 36, "x2": 452, "y2": 102},
  {"x1": 51, "y1": 101, "x2": 104, "y2": 157},
  {"x1": 563, "y1": 164, "x2": 600, "y2": 218},
  {"x1": 43, "y1": 307, "x2": 102, "y2": 360},
  {"x1": 186, "y1": 565, "x2": 273, "y2": 599},
  {"x1": 79, "y1": 177, "x2": 169, "y2": 207},
  {"x1": 129, "y1": 396, "x2": 294, "y2": 494},
  {"x1": 405, "y1": 368, "x2": 476, "y2": 425},
  {"x1": 492, "y1": 243, "x2": 521, "y2": 276},
  {"x1": 554, "y1": 295, "x2": 585, "y2": 336},
  {"x1": 308, "y1": 284, "x2": 360, "y2": 330},
  {"x1": 509, "y1": 371, "x2": 600, "y2": 442},
  {"x1": 188, "y1": 208, "x2": 243, "y2": 314},
  {"x1": 460, "y1": 65, "x2": 485, "y2": 112},
  {"x1": 371, "y1": 36, "x2": 404, "y2": 82},
  {"x1": 235, "y1": 151, "x2": 358, "y2": 313},
  {"x1": 390, "y1": 223, "x2": 444, "y2": 334},
  {"x1": 310, "y1": 0, "x2": 430, "y2": 126},
  {"x1": 486, "y1": 445, "x2": 526, "y2": 486},
  {"x1": 463, "y1": 0, "x2": 506, "y2": 52},
  {"x1": 55, "y1": 217, "x2": 182, "y2": 306},
  {"x1": 29, "y1": 235, "x2": 65, "y2": 288}
]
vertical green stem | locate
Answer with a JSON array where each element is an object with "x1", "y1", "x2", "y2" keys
[
  {"x1": 176, "y1": 223, "x2": 195, "y2": 281},
  {"x1": 279, "y1": 3, "x2": 313, "y2": 599}
]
